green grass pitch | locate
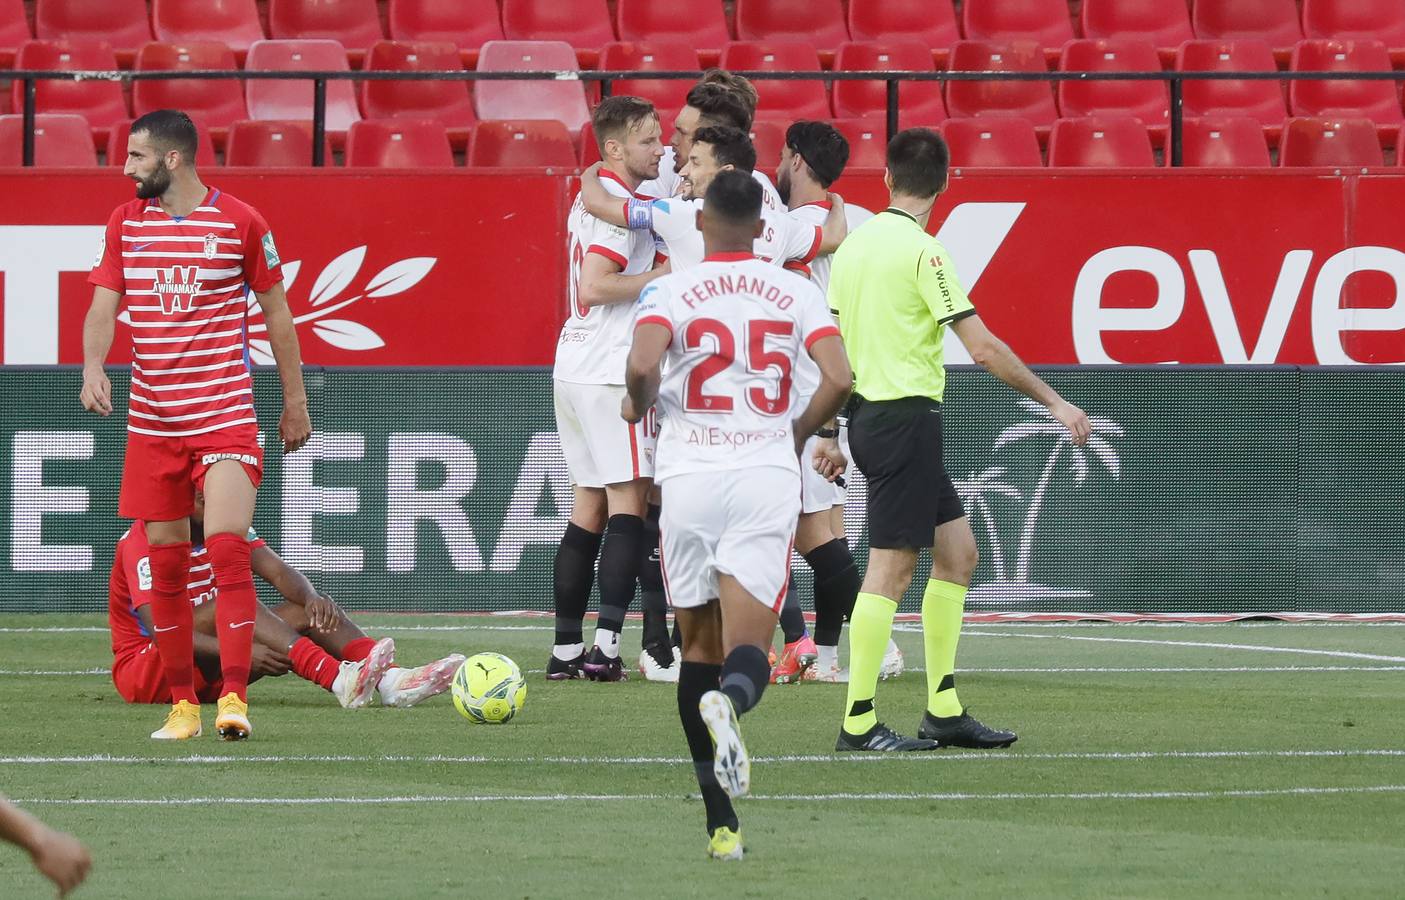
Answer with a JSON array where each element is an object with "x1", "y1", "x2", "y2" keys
[{"x1": 2, "y1": 615, "x2": 1404, "y2": 898}]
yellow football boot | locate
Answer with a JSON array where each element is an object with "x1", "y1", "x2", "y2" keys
[
  {"x1": 215, "y1": 692, "x2": 251, "y2": 741},
  {"x1": 150, "y1": 700, "x2": 202, "y2": 740},
  {"x1": 707, "y1": 826, "x2": 743, "y2": 861}
]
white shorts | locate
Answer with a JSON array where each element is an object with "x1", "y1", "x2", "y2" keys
[
  {"x1": 800, "y1": 433, "x2": 845, "y2": 515},
  {"x1": 553, "y1": 380, "x2": 656, "y2": 488},
  {"x1": 659, "y1": 467, "x2": 801, "y2": 611}
]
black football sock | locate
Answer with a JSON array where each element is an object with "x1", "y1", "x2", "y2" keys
[
  {"x1": 678, "y1": 661, "x2": 737, "y2": 834},
  {"x1": 594, "y1": 513, "x2": 644, "y2": 658},
  {"x1": 552, "y1": 523, "x2": 601, "y2": 656},
  {"x1": 640, "y1": 503, "x2": 670, "y2": 651},
  {"x1": 805, "y1": 538, "x2": 860, "y2": 647},
  {"x1": 719, "y1": 644, "x2": 771, "y2": 716},
  {"x1": 778, "y1": 578, "x2": 806, "y2": 644}
]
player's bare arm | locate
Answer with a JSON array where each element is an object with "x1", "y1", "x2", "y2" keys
[
  {"x1": 951, "y1": 314, "x2": 1091, "y2": 444},
  {"x1": 253, "y1": 281, "x2": 312, "y2": 453},
  {"x1": 622, "y1": 321, "x2": 671, "y2": 423},
  {"x1": 134, "y1": 604, "x2": 223, "y2": 665},
  {"x1": 0, "y1": 796, "x2": 91, "y2": 897},
  {"x1": 578, "y1": 252, "x2": 668, "y2": 308},
  {"x1": 578, "y1": 163, "x2": 632, "y2": 229},
  {"x1": 793, "y1": 334, "x2": 853, "y2": 455},
  {"x1": 79, "y1": 286, "x2": 121, "y2": 416},
  {"x1": 817, "y1": 193, "x2": 848, "y2": 254},
  {"x1": 250, "y1": 544, "x2": 341, "y2": 632}
]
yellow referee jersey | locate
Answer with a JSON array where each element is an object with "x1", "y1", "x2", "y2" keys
[{"x1": 827, "y1": 208, "x2": 977, "y2": 403}]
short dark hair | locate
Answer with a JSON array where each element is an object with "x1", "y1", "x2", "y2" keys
[
  {"x1": 697, "y1": 68, "x2": 758, "y2": 117},
  {"x1": 592, "y1": 95, "x2": 658, "y2": 152},
  {"x1": 704, "y1": 169, "x2": 763, "y2": 225},
  {"x1": 684, "y1": 82, "x2": 753, "y2": 132},
  {"x1": 785, "y1": 121, "x2": 850, "y2": 188},
  {"x1": 130, "y1": 109, "x2": 199, "y2": 162},
  {"x1": 886, "y1": 128, "x2": 949, "y2": 198},
  {"x1": 693, "y1": 125, "x2": 756, "y2": 173}
]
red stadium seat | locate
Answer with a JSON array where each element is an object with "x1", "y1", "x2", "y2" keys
[
  {"x1": 1303, "y1": 1, "x2": 1405, "y2": 63},
  {"x1": 614, "y1": 0, "x2": 730, "y2": 67},
  {"x1": 387, "y1": 0, "x2": 502, "y2": 68},
  {"x1": 721, "y1": 41, "x2": 831, "y2": 122},
  {"x1": 1279, "y1": 116, "x2": 1384, "y2": 167},
  {"x1": 361, "y1": 40, "x2": 476, "y2": 148},
  {"x1": 225, "y1": 119, "x2": 332, "y2": 166},
  {"x1": 475, "y1": 41, "x2": 592, "y2": 133},
  {"x1": 34, "y1": 0, "x2": 152, "y2": 64},
  {"x1": 133, "y1": 42, "x2": 249, "y2": 140},
  {"x1": 10, "y1": 40, "x2": 128, "y2": 145},
  {"x1": 151, "y1": 0, "x2": 266, "y2": 63},
  {"x1": 578, "y1": 121, "x2": 602, "y2": 165},
  {"x1": 598, "y1": 41, "x2": 699, "y2": 125},
  {"x1": 828, "y1": 118, "x2": 888, "y2": 168},
  {"x1": 941, "y1": 116, "x2": 1043, "y2": 167},
  {"x1": 945, "y1": 41, "x2": 1057, "y2": 130},
  {"x1": 1172, "y1": 116, "x2": 1271, "y2": 167},
  {"x1": 0, "y1": 0, "x2": 32, "y2": 68},
  {"x1": 346, "y1": 118, "x2": 453, "y2": 167},
  {"x1": 501, "y1": 0, "x2": 616, "y2": 69},
  {"x1": 1290, "y1": 39, "x2": 1402, "y2": 127},
  {"x1": 268, "y1": 0, "x2": 383, "y2": 63},
  {"x1": 1048, "y1": 116, "x2": 1156, "y2": 167},
  {"x1": 468, "y1": 119, "x2": 578, "y2": 167},
  {"x1": 748, "y1": 119, "x2": 787, "y2": 171},
  {"x1": 1176, "y1": 40, "x2": 1286, "y2": 130},
  {"x1": 107, "y1": 116, "x2": 219, "y2": 167},
  {"x1": 1397, "y1": 123, "x2": 1405, "y2": 167},
  {"x1": 1058, "y1": 40, "x2": 1168, "y2": 134},
  {"x1": 0, "y1": 113, "x2": 98, "y2": 165},
  {"x1": 832, "y1": 41, "x2": 946, "y2": 129},
  {"x1": 846, "y1": 0, "x2": 959, "y2": 67},
  {"x1": 735, "y1": 0, "x2": 849, "y2": 65},
  {"x1": 1192, "y1": 0, "x2": 1302, "y2": 57},
  {"x1": 1081, "y1": 0, "x2": 1194, "y2": 61},
  {"x1": 245, "y1": 40, "x2": 363, "y2": 132},
  {"x1": 962, "y1": 0, "x2": 1074, "y2": 60}
]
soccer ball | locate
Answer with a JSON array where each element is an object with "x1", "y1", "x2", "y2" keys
[{"x1": 451, "y1": 652, "x2": 527, "y2": 724}]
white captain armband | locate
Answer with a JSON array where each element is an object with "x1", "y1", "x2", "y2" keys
[{"x1": 626, "y1": 198, "x2": 655, "y2": 231}]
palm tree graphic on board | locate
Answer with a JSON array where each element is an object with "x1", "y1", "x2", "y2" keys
[{"x1": 953, "y1": 467, "x2": 1021, "y2": 582}]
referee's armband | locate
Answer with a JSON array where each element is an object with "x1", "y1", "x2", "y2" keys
[{"x1": 626, "y1": 198, "x2": 654, "y2": 231}]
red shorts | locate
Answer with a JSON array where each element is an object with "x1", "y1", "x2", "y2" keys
[
  {"x1": 112, "y1": 643, "x2": 223, "y2": 704},
  {"x1": 119, "y1": 424, "x2": 263, "y2": 521}
]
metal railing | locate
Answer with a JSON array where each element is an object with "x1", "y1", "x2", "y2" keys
[{"x1": 8, "y1": 67, "x2": 1405, "y2": 167}]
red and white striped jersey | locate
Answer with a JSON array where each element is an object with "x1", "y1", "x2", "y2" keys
[{"x1": 89, "y1": 188, "x2": 283, "y2": 438}]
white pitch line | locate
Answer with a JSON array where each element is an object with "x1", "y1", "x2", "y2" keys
[
  {"x1": 4, "y1": 749, "x2": 1402, "y2": 766},
  {"x1": 961, "y1": 630, "x2": 1405, "y2": 663},
  {"x1": 0, "y1": 627, "x2": 108, "y2": 633},
  {"x1": 0, "y1": 669, "x2": 109, "y2": 676},
  {"x1": 17, "y1": 785, "x2": 1405, "y2": 806}
]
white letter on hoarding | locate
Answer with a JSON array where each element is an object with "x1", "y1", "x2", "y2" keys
[
  {"x1": 0, "y1": 226, "x2": 105, "y2": 364},
  {"x1": 489, "y1": 432, "x2": 573, "y2": 573},
  {"x1": 934, "y1": 202, "x2": 1026, "y2": 365},
  {"x1": 1072, "y1": 247, "x2": 1185, "y2": 363},
  {"x1": 1189, "y1": 250, "x2": 1313, "y2": 364},
  {"x1": 10, "y1": 431, "x2": 94, "y2": 572},
  {"x1": 385, "y1": 433, "x2": 483, "y2": 573},
  {"x1": 1311, "y1": 246, "x2": 1405, "y2": 364},
  {"x1": 280, "y1": 433, "x2": 364, "y2": 572}
]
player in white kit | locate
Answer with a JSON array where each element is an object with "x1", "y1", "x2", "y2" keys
[
  {"x1": 549, "y1": 97, "x2": 669, "y2": 682},
  {"x1": 622, "y1": 171, "x2": 852, "y2": 860}
]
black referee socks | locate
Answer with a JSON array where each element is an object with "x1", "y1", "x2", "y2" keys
[
  {"x1": 719, "y1": 644, "x2": 770, "y2": 716},
  {"x1": 805, "y1": 538, "x2": 860, "y2": 647},
  {"x1": 596, "y1": 514, "x2": 644, "y2": 639},
  {"x1": 552, "y1": 522, "x2": 602, "y2": 647}
]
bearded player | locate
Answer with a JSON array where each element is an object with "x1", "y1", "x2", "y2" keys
[{"x1": 81, "y1": 109, "x2": 311, "y2": 741}]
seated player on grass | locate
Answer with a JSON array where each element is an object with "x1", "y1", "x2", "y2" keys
[{"x1": 110, "y1": 493, "x2": 464, "y2": 714}]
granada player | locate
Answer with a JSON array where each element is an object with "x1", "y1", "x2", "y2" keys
[
  {"x1": 622, "y1": 171, "x2": 852, "y2": 860},
  {"x1": 80, "y1": 109, "x2": 311, "y2": 741}
]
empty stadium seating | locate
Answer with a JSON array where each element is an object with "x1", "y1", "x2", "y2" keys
[
  {"x1": 11, "y1": 39, "x2": 128, "y2": 144},
  {"x1": 846, "y1": 0, "x2": 959, "y2": 67},
  {"x1": 941, "y1": 116, "x2": 1044, "y2": 167},
  {"x1": 224, "y1": 119, "x2": 330, "y2": 166},
  {"x1": 475, "y1": 41, "x2": 591, "y2": 133},
  {"x1": 1302, "y1": 0, "x2": 1405, "y2": 64},
  {"x1": 962, "y1": 0, "x2": 1074, "y2": 60},
  {"x1": 501, "y1": 0, "x2": 615, "y2": 68},
  {"x1": 1176, "y1": 40, "x2": 1287, "y2": 130},
  {"x1": 361, "y1": 40, "x2": 476, "y2": 147},
  {"x1": 827, "y1": 118, "x2": 888, "y2": 168},
  {"x1": 1279, "y1": 116, "x2": 1384, "y2": 167},
  {"x1": 1173, "y1": 116, "x2": 1271, "y2": 167},
  {"x1": 1290, "y1": 39, "x2": 1402, "y2": 127},
  {"x1": 735, "y1": 0, "x2": 849, "y2": 65},
  {"x1": 1191, "y1": 0, "x2": 1302, "y2": 58},
  {"x1": 1048, "y1": 116, "x2": 1156, "y2": 167},
  {"x1": 0, "y1": 112, "x2": 97, "y2": 165},
  {"x1": 832, "y1": 40, "x2": 946, "y2": 129},
  {"x1": 151, "y1": 0, "x2": 266, "y2": 62},
  {"x1": 1058, "y1": 39, "x2": 1169, "y2": 133},
  {"x1": 387, "y1": 0, "x2": 502, "y2": 67},
  {"x1": 1081, "y1": 0, "x2": 1193, "y2": 61},
  {"x1": 945, "y1": 41, "x2": 1058, "y2": 131},
  {"x1": 245, "y1": 39, "x2": 363, "y2": 133},
  {"x1": 34, "y1": 0, "x2": 152, "y2": 63},
  {"x1": 614, "y1": 0, "x2": 730, "y2": 67},
  {"x1": 268, "y1": 0, "x2": 383, "y2": 62},
  {"x1": 721, "y1": 41, "x2": 831, "y2": 122},
  {"x1": 468, "y1": 119, "x2": 578, "y2": 168},
  {"x1": 0, "y1": 0, "x2": 31, "y2": 68},
  {"x1": 133, "y1": 42, "x2": 249, "y2": 138},
  {"x1": 346, "y1": 118, "x2": 454, "y2": 167},
  {"x1": 599, "y1": 41, "x2": 699, "y2": 125},
  {"x1": 107, "y1": 115, "x2": 219, "y2": 167},
  {"x1": 747, "y1": 119, "x2": 787, "y2": 170}
]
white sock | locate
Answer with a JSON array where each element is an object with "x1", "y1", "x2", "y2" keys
[
  {"x1": 553, "y1": 642, "x2": 585, "y2": 662},
  {"x1": 377, "y1": 666, "x2": 405, "y2": 697},
  {"x1": 817, "y1": 644, "x2": 839, "y2": 670},
  {"x1": 593, "y1": 629, "x2": 620, "y2": 659}
]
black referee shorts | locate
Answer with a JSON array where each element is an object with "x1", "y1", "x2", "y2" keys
[{"x1": 848, "y1": 396, "x2": 965, "y2": 550}]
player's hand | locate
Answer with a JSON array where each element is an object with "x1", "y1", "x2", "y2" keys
[
  {"x1": 1049, "y1": 399, "x2": 1092, "y2": 446},
  {"x1": 251, "y1": 643, "x2": 291, "y2": 677},
  {"x1": 621, "y1": 395, "x2": 644, "y2": 424},
  {"x1": 812, "y1": 436, "x2": 847, "y2": 483},
  {"x1": 28, "y1": 825, "x2": 91, "y2": 898},
  {"x1": 280, "y1": 399, "x2": 311, "y2": 454},
  {"x1": 583, "y1": 161, "x2": 603, "y2": 178},
  {"x1": 79, "y1": 366, "x2": 112, "y2": 416},
  {"x1": 305, "y1": 593, "x2": 341, "y2": 633}
]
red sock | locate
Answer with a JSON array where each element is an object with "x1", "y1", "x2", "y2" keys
[
  {"x1": 340, "y1": 637, "x2": 377, "y2": 662},
  {"x1": 147, "y1": 541, "x2": 197, "y2": 705},
  {"x1": 206, "y1": 532, "x2": 255, "y2": 702},
  {"x1": 289, "y1": 637, "x2": 340, "y2": 691}
]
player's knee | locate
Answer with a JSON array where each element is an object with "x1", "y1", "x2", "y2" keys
[
  {"x1": 205, "y1": 531, "x2": 252, "y2": 583},
  {"x1": 935, "y1": 535, "x2": 979, "y2": 581}
]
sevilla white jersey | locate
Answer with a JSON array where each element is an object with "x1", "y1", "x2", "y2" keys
[
  {"x1": 556, "y1": 170, "x2": 658, "y2": 385},
  {"x1": 89, "y1": 188, "x2": 282, "y2": 438},
  {"x1": 636, "y1": 253, "x2": 840, "y2": 481},
  {"x1": 787, "y1": 202, "x2": 874, "y2": 402},
  {"x1": 645, "y1": 192, "x2": 822, "y2": 273}
]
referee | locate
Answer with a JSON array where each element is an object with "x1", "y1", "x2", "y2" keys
[{"x1": 829, "y1": 129, "x2": 1091, "y2": 752}]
